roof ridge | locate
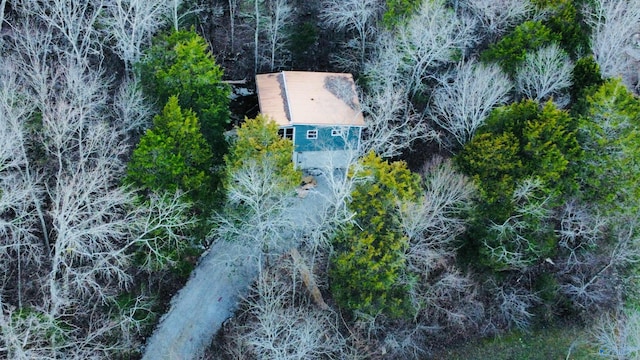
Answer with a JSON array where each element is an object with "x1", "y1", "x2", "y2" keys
[{"x1": 281, "y1": 71, "x2": 293, "y2": 124}]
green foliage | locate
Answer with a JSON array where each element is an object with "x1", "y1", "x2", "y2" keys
[
  {"x1": 570, "y1": 56, "x2": 604, "y2": 108},
  {"x1": 532, "y1": 0, "x2": 591, "y2": 57},
  {"x1": 461, "y1": 101, "x2": 580, "y2": 210},
  {"x1": 577, "y1": 79, "x2": 640, "y2": 214},
  {"x1": 522, "y1": 102, "x2": 581, "y2": 192},
  {"x1": 126, "y1": 96, "x2": 214, "y2": 202},
  {"x1": 110, "y1": 292, "x2": 156, "y2": 326},
  {"x1": 11, "y1": 308, "x2": 70, "y2": 347},
  {"x1": 534, "y1": 272, "x2": 560, "y2": 304},
  {"x1": 382, "y1": 0, "x2": 422, "y2": 29},
  {"x1": 330, "y1": 152, "x2": 421, "y2": 318},
  {"x1": 480, "y1": 21, "x2": 560, "y2": 76},
  {"x1": 138, "y1": 29, "x2": 231, "y2": 156},
  {"x1": 224, "y1": 114, "x2": 299, "y2": 191},
  {"x1": 440, "y1": 324, "x2": 595, "y2": 360},
  {"x1": 288, "y1": 21, "x2": 318, "y2": 66},
  {"x1": 456, "y1": 100, "x2": 581, "y2": 270},
  {"x1": 456, "y1": 132, "x2": 522, "y2": 220}
]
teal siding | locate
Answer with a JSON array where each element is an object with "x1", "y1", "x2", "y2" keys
[{"x1": 293, "y1": 125, "x2": 361, "y2": 152}]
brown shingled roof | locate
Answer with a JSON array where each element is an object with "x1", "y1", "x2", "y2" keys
[{"x1": 255, "y1": 71, "x2": 365, "y2": 127}]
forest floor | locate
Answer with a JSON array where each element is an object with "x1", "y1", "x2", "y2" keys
[
  {"x1": 434, "y1": 322, "x2": 595, "y2": 360},
  {"x1": 141, "y1": 172, "x2": 330, "y2": 360}
]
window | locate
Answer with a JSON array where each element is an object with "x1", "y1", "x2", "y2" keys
[
  {"x1": 331, "y1": 128, "x2": 344, "y2": 137},
  {"x1": 278, "y1": 127, "x2": 294, "y2": 140},
  {"x1": 306, "y1": 130, "x2": 318, "y2": 139}
]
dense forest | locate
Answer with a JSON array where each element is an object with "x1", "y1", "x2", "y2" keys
[{"x1": 0, "y1": 0, "x2": 640, "y2": 359}]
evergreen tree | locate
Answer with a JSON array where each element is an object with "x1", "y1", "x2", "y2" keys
[
  {"x1": 456, "y1": 100, "x2": 581, "y2": 270},
  {"x1": 330, "y1": 152, "x2": 421, "y2": 317},
  {"x1": 216, "y1": 115, "x2": 300, "y2": 254},
  {"x1": 382, "y1": 0, "x2": 422, "y2": 29},
  {"x1": 481, "y1": 20, "x2": 560, "y2": 76},
  {"x1": 126, "y1": 96, "x2": 213, "y2": 203},
  {"x1": 224, "y1": 114, "x2": 298, "y2": 189},
  {"x1": 532, "y1": 0, "x2": 591, "y2": 57},
  {"x1": 138, "y1": 29, "x2": 230, "y2": 160},
  {"x1": 577, "y1": 79, "x2": 640, "y2": 214}
]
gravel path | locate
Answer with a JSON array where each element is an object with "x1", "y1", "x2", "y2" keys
[
  {"x1": 141, "y1": 174, "x2": 330, "y2": 360},
  {"x1": 141, "y1": 239, "x2": 260, "y2": 360}
]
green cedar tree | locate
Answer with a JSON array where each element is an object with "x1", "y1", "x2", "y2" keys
[
  {"x1": 577, "y1": 79, "x2": 640, "y2": 214},
  {"x1": 480, "y1": 20, "x2": 560, "y2": 76},
  {"x1": 330, "y1": 152, "x2": 420, "y2": 318},
  {"x1": 126, "y1": 96, "x2": 213, "y2": 203},
  {"x1": 138, "y1": 29, "x2": 230, "y2": 158}
]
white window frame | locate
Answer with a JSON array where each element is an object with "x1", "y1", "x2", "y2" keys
[
  {"x1": 278, "y1": 127, "x2": 294, "y2": 140},
  {"x1": 331, "y1": 128, "x2": 344, "y2": 137},
  {"x1": 306, "y1": 129, "x2": 318, "y2": 139}
]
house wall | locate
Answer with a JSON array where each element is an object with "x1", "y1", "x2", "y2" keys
[
  {"x1": 293, "y1": 125, "x2": 361, "y2": 152},
  {"x1": 293, "y1": 150, "x2": 356, "y2": 169}
]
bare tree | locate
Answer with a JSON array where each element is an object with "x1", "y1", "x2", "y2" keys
[
  {"x1": 362, "y1": 30, "x2": 443, "y2": 156},
  {"x1": 363, "y1": 23, "x2": 451, "y2": 159},
  {"x1": 166, "y1": 0, "x2": 204, "y2": 31},
  {"x1": 224, "y1": 260, "x2": 349, "y2": 359},
  {"x1": 515, "y1": 43, "x2": 573, "y2": 105},
  {"x1": 251, "y1": 0, "x2": 261, "y2": 74},
  {"x1": 0, "y1": 0, "x2": 6, "y2": 34},
  {"x1": 591, "y1": 309, "x2": 640, "y2": 359},
  {"x1": 490, "y1": 280, "x2": 540, "y2": 330},
  {"x1": 364, "y1": 31, "x2": 403, "y2": 88},
  {"x1": 395, "y1": 158, "x2": 483, "y2": 349},
  {"x1": 262, "y1": 0, "x2": 293, "y2": 71},
  {"x1": 15, "y1": 0, "x2": 103, "y2": 64},
  {"x1": 430, "y1": 60, "x2": 512, "y2": 147},
  {"x1": 556, "y1": 201, "x2": 606, "y2": 272},
  {"x1": 10, "y1": 19, "x2": 58, "y2": 110},
  {"x1": 1, "y1": 22, "x2": 193, "y2": 354},
  {"x1": 482, "y1": 178, "x2": 554, "y2": 271},
  {"x1": 400, "y1": 157, "x2": 475, "y2": 266},
  {"x1": 228, "y1": 0, "x2": 239, "y2": 52},
  {"x1": 319, "y1": 0, "x2": 379, "y2": 68},
  {"x1": 585, "y1": 0, "x2": 640, "y2": 92},
  {"x1": 459, "y1": 0, "x2": 534, "y2": 40},
  {"x1": 0, "y1": 65, "x2": 50, "y2": 315},
  {"x1": 558, "y1": 218, "x2": 638, "y2": 312},
  {"x1": 100, "y1": 0, "x2": 169, "y2": 67},
  {"x1": 33, "y1": 61, "x2": 137, "y2": 317},
  {"x1": 360, "y1": 83, "x2": 438, "y2": 158},
  {"x1": 112, "y1": 77, "x2": 154, "y2": 134},
  {"x1": 214, "y1": 158, "x2": 298, "y2": 256},
  {"x1": 0, "y1": 295, "x2": 60, "y2": 360},
  {"x1": 394, "y1": 0, "x2": 477, "y2": 94},
  {"x1": 166, "y1": 0, "x2": 183, "y2": 30}
]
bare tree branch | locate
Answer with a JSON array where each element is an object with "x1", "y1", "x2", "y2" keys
[
  {"x1": 16, "y1": 0, "x2": 103, "y2": 64},
  {"x1": 261, "y1": 0, "x2": 293, "y2": 71},
  {"x1": 591, "y1": 309, "x2": 640, "y2": 359},
  {"x1": 214, "y1": 158, "x2": 297, "y2": 256},
  {"x1": 459, "y1": 0, "x2": 534, "y2": 40},
  {"x1": 360, "y1": 83, "x2": 438, "y2": 158},
  {"x1": 223, "y1": 257, "x2": 349, "y2": 359},
  {"x1": 585, "y1": 0, "x2": 640, "y2": 92},
  {"x1": 430, "y1": 60, "x2": 512, "y2": 147},
  {"x1": 394, "y1": 0, "x2": 478, "y2": 94},
  {"x1": 515, "y1": 43, "x2": 573, "y2": 105},
  {"x1": 319, "y1": 0, "x2": 379, "y2": 68},
  {"x1": 100, "y1": 0, "x2": 169, "y2": 67}
]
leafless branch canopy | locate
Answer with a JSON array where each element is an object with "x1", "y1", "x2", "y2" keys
[{"x1": 430, "y1": 60, "x2": 512, "y2": 147}]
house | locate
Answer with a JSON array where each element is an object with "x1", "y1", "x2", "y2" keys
[{"x1": 255, "y1": 71, "x2": 365, "y2": 169}]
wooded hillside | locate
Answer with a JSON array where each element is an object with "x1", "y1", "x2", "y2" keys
[{"x1": 1, "y1": 0, "x2": 639, "y2": 359}]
